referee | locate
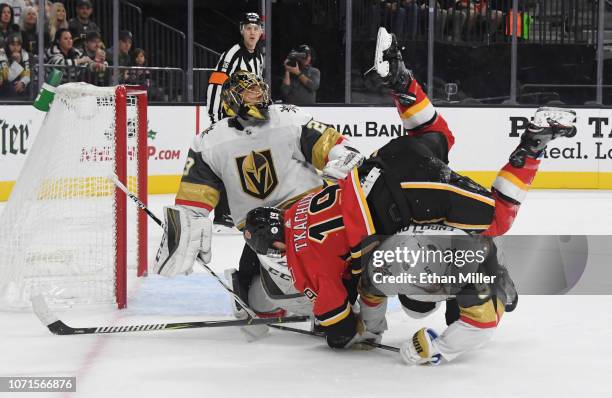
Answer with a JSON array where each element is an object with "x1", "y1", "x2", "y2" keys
[{"x1": 206, "y1": 12, "x2": 264, "y2": 230}]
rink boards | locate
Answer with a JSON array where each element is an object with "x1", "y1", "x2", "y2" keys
[{"x1": 2, "y1": 104, "x2": 612, "y2": 200}]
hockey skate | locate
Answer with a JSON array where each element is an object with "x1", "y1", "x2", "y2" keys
[
  {"x1": 495, "y1": 264, "x2": 518, "y2": 312},
  {"x1": 510, "y1": 107, "x2": 577, "y2": 168},
  {"x1": 367, "y1": 27, "x2": 413, "y2": 95}
]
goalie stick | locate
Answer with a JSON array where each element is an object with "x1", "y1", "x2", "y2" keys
[
  {"x1": 107, "y1": 173, "x2": 163, "y2": 227},
  {"x1": 31, "y1": 295, "x2": 308, "y2": 336}
]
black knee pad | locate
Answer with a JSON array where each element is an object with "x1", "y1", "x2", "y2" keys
[
  {"x1": 399, "y1": 295, "x2": 437, "y2": 313},
  {"x1": 445, "y1": 298, "x2": 460, "y2": 325}
]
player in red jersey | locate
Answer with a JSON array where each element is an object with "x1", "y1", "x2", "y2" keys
[{"x1": 241, "y1": 29, "x2": 576, "y2": 363}]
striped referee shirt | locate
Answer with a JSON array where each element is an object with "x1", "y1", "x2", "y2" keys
[{"x1": 206, "y1": 42, "x2": 264, "y2": 123}]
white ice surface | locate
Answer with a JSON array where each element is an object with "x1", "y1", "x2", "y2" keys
[{"x1": 1, "y1": 191, "x2": 612, "y2": 398}]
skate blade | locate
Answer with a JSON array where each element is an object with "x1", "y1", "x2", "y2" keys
[
  {"x1": 373, "y1": 27, "x2": 393, "y2": 77},
  {"x1": 533, "y1": 107, "x2": 576, "y2": 128}
]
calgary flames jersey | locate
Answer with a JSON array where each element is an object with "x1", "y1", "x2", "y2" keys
[
  {"x1": 175, "y1": 104, "x2": 345, "y2": 227},
  {"x1": 284, "y1": 169, "x2": 375, "y2": 327}
]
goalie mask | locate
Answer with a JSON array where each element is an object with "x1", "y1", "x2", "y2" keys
[
  {"x1": 221, "y1": 70, "x2": 271, "y2": 122},
  {"x1": 244, "y1": 207, "x2": 285, "y2": 256}
]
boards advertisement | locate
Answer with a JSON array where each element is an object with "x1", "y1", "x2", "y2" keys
[{"x1": 2, "y1": 104, "x2": 611, "y2": 200}]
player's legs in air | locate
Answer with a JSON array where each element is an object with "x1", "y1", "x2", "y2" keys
[
  {"x1": 365, "y1": 27, "x2": 576, "y2": 319},
  {"x1": 368, "y1": 29, "x2": 576, "y2": 237},
  {"x1": 370, "y1": 27, "x2": 454, "y2": 163}
]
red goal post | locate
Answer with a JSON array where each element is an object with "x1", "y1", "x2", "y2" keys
[{"x1": 116, "y1": 86, "x2": 148, "y2": 308}]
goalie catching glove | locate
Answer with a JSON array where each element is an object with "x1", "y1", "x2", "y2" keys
[
  {"x1": 321, "y1": 144, "x2": 365, "y2": 180},
  {"x1": 154, "y1": 206, "x2": 212, "y2": 276}
]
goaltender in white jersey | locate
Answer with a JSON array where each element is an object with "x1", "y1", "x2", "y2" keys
[
  {"x1": 184, "y1": 105, "x2": 325, "y2": 228},
  {"x1": 153, "y1": 71, "x2": 363, "y2": 283}
]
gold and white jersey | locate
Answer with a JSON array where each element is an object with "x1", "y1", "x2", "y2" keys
[{"x1": 176, "y1": 104, "x2": 344, "y2": 227}]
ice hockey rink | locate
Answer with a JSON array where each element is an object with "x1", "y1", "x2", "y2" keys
[{"x1": 1, "y1": 190, "x2": 612, "y2": 398}]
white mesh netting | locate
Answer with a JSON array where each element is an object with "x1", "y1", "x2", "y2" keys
[{"x1": 0, "y1": 83, "x2": 142, "y2": 309}]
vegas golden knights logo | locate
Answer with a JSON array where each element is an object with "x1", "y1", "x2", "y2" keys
[{"x1": 236, "y1": 149, "x2": 278, "y2": 199}]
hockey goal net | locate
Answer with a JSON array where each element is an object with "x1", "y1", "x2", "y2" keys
[{"x1": 0, "y1": 83, "x2": 148, "y2": 309}]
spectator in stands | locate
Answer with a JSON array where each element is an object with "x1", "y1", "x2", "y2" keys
[
  {"x1": 0, "y1": 3, "x2": 20, "y2": 48},
  {"x1": 46, "y1": 2, "x2": 68, "y2": 47},
  {"x1": 461, "y1": 0, "x2": 504, "y2": 41},
  {"x1": 106, "y1": 29, "x2": 132, "y2": 82},
  {"x1": 83, "y1": 30, "x2": 101, "y2": 59},
  {"x1": 133, "y1": 47, "x2": 145, "y2": 67},
  {"x1": 280, "y1": 44, "x2": 320, "y2": 105},
  {"x1": 106, "y1": 30, "x2": 132, "y2": 66},
  {"x1": 389, "y1": 0, "x2": 406, "y2": 38},
  {"x1": 18, "y1": 5, "x2": 36, "y2": 53},
  {"x1": 398, "y1": 0, "x2": 448, "y2": 40},
  {"x1": 82, "y1": 30, "x2": 107, "y2": 86},
  {"x1": 43, "y1": 0, "x2": 51, "y2": 18},
  {"x1": 126, "y1": 47, "x2": 149, "y2": 84},
  {"x1": 126, "y1": 48, "x2": 163, "y2": 101},
  {"x1": 32, "y1": 0, "x2": 51, "y2": 21},
  {"x1": 0, "y1": 32, "x2": 30, "y2": 98},
  {"x1": 45, "y1": 28, "x2": 89, "y2": 82},
  {"x1": 440, "y1": 0, "x2": 468, "y2": 41},
  {"x1": 68, "y1": 0, "x2": 100, "y2": 50},
  {"x1": 85, "y1": 48, "x2": 108, "y2": 86},
  {"x1": 5, "y1": 0, "x2": 26, "y2": 25}
]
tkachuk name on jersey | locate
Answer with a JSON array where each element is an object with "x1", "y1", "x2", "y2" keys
[{"x1": 291, "y1": 193, "x2": 314, "y2": 253}]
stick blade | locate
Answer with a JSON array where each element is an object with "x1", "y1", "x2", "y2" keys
[
  {"x1": 31, "y1": 295, "x2": 58, "y2": 326},
  {"x1": 240, "y1": 324, "x2": 269, "y2": 342},
  {"x1": 31, "y1": 295, "x2": 75, "y2": 335}
]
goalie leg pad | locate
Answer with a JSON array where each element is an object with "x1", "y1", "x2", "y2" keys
[{"x1": 154, "y1": 206, "x2": 212, "y2": 277}]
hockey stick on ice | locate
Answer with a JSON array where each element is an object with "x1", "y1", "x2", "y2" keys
[
  {"x1": 31, "y1": 295, "x2": 308, "y2": 336},
  {"x1": 268, "y1": 324, "x2": 400, "y2": 352}
]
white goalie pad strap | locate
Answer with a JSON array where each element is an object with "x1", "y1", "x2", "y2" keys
[
  {"x1": 493, "y1": 174, "x2": 527, "y2": 204},
  {"x1": 154, "y1": 206, "x2": 212, "y2": 277}
]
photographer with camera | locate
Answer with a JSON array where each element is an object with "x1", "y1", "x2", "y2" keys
[{"x1": 280, "y1": 44, "x2": 320, "y2": 105}]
